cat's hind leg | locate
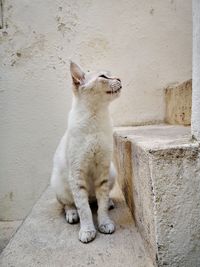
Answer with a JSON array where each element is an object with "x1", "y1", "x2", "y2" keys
[
  {"x1": 57, "y1": 194, "x2": 80, "y2": 224},
  {"x1": 51, "y1": 167, "x2": 79, "y2": 223},
  {"x1": 57, "y1": 195, "x2": 79, "y2": 224},
  {"x1": 56, "y1": 191, "x2": 79, "y2": 224},
  {"x1": 65, "y1": 204, "x2": 79, "y2": 224}
]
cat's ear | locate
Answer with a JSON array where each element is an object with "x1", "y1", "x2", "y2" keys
[{"x1": 70, "y1": 61, "x2": 85, "y2": 86}]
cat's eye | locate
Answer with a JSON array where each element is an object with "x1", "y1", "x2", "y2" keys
[{"x1": 99, "y1": 74, "x2": 109, "y2": 79}]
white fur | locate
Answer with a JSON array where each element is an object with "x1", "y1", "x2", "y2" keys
[{"x1": 51, "y1": 62, "x2": 121, "y2": 243}]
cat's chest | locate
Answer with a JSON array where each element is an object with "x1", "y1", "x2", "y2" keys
[
  {"x1": 68, "y1": 108, "x2": 113, "y2": 159},
  {"x1": 85, "y1": 132, "x2": 112, "y2": 156}
]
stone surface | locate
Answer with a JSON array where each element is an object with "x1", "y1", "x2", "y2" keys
[
  {"x1": 0, "y1": 220, "x2": 22, "y2": 254},
  {"x1": 165, "y1": 79, "x2": 192, "y2": 125},
  {"x1": 114, "y1": 125, "x2": 200, "y2": 266},
  {"x1": 0, "y1": 186, "x2": 154, "y2": 267}
]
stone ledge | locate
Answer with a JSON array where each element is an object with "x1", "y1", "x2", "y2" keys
[
  {"x1": 165, "y1": 79, "x2": 192, "y2": 125},
  {"x1": 114, "y1": 125, "x2": 200, "y2": 267}
]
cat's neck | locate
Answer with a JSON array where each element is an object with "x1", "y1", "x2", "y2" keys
[
  {"x1": 72, "y1": 95, "x2": 110, "y2": 116},
  {"x1": 68, "y1": 96, "x2": 113, "y2": 135}
]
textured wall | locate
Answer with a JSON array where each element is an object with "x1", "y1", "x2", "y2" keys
[
  {"x1": 192, "y1": 0, "x2": 200, "y2": 141},
  {"x1": 0, "y1": 0, "x2": 192, "y2": 219},
  {"x1": 165, "y1": 79, "x2": 192, "y2": 125}
]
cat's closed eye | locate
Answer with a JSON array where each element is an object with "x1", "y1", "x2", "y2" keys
[{"x1": 99, "y1": 74, "x2": 109, "y2": 79}]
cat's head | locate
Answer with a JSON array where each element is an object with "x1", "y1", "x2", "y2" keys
[{"x1": 70, "y1": 61, "x2": 122, "y2": 103}]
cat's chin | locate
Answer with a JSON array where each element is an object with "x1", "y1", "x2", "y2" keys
[{"x1": 106, "y1": 87, "x2": 122, "y2": 94}]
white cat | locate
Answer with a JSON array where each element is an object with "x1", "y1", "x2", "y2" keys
[{"x1": 51, "y1": 61, "x2": 122, "y2": 243}]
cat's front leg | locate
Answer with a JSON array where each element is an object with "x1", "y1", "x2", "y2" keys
[
  {"x1": 95, "y1": 168, "x2": 115, "y2": 234},
  {"x1": 69, "y1": 174, "x2": 96, "y2": 243}
]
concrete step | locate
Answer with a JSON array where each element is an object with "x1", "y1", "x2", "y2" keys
[
  {"x1": 114, "y1": 124, "x2": 200, "y2": 267},
  {"x1": 0, "y1": 185, "x2": 154, "y2": 267},
  {"x1": 0, "y1": 220, "x2": 22, "y2": 254},
  {"x1": 165, "y1": 79, "x2": 192, "y2": 125}
]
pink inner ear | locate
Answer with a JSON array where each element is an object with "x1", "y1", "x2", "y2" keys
[
  {"x1": 72, "y1": 76, "x2": 83, "y2": 85},
  {"x1": 70, "y1": 62, "x2": 85, "y2": 85}
]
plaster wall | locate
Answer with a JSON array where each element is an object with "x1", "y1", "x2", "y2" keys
[
  {"x1": 165, "y1": 79, "x2": 192, "y2": 125},
  {"x1": 0, "y1": 0, "x2": 192, "y2": 219},
  {"x1": 192, "y1": 0, "x2": 200, "y2": 141}
]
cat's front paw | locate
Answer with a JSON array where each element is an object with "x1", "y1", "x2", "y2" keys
[
  {"x1": 98, "y1": 220, "x2": 115, "y2": 234},
  {"x1": 79, "y1": 228, "x2": 96, "y2": 243},
  {"x1": 66, "y1": 209, "x2": 79, "y2": 224}
]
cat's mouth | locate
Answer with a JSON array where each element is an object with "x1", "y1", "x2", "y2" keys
[{"x1": 106, "y1": 86, "x2": 122, "y2": 94}]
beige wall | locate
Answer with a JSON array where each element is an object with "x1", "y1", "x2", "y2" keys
[
  {"x1": 192, "y1": 0, "x2": 200, "y2": 142},
  {"x1": 0, "y1": 0, "x2": 192, "y2": 220}
]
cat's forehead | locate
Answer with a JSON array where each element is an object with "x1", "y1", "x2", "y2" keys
[{"x1": 85, "y1": 69, "x2": 111, "y2": 80}]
